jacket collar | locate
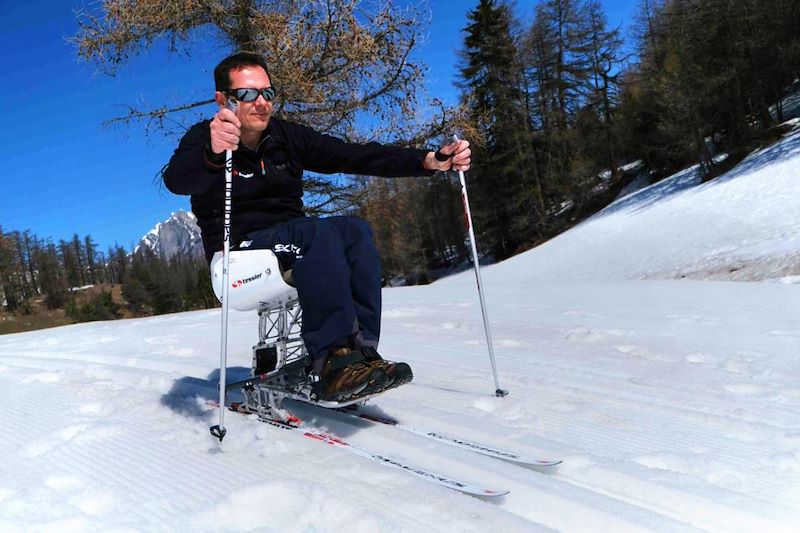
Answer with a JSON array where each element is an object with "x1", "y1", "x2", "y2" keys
[{"x1": 240, "y1": 118, "x2": 285, "y2": 155}]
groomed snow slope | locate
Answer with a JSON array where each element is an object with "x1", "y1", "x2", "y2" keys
[
  {"x1": 1, "y1": 131, "x2": 800, "y2": 532},
  {"x1": 492, "y1": 130, "x2": 800, "y2": 282}
]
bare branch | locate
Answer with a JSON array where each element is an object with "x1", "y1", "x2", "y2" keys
[{"x1": 74, "y1": 0, "x2": 430, "y2": 142}]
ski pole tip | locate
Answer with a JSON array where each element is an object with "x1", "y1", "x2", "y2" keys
[
  {"x1": 210, "y1": 425, "x2": 227, "y2": 441},
  {"x1": 495, "y1": 389, "x2": 509, "y2": 398}
]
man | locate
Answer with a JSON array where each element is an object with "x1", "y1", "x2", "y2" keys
[{"x1": 163, "y1": 52, "x2": 470, "y2": 402}]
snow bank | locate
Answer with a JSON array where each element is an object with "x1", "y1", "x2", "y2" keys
[{"x1": 488, "y1": 130, "x2": 800, "y2": 282}]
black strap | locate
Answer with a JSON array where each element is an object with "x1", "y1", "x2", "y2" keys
[
  {"x1": 361, "y1": 346, "x2": 383, "y2": 361},
  {"x1": 434, "y1": 149, "x2": 452, "y2": 162},
  {"x1": 326, "y1": 350, "x2": 367, "y2": 372}
]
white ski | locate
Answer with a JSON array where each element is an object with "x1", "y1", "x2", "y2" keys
[
  {"x1": 219, "y1": 401, "x2": 510, "y2": 498},
  {"x1": 339, "y1": 407, "x2": 562, "y2": 467}
]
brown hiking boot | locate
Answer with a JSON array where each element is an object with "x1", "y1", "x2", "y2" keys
[
  {"x1": 314, "y1": 347, "x2": 387, "y2": 402},
  {"x1": 360, "y1": 347, "x2": 413, "y2": 391}
]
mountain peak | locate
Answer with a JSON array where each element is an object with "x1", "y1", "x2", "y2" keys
[{"x1": 137, "y1": 210, "x2": 203, "y2": 260}]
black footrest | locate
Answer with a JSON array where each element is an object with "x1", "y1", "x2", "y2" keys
[{"x1": 254, "y1": 345, "x2": 278, "y2": 375}]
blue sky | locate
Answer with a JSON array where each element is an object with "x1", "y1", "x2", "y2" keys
[{"x1": 0, "y1": 0, "x2": 636, "y2": 253}]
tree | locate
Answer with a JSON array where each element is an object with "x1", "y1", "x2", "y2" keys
[
  {"x1": 578, "y1": 0, "x2": 625, "y2": 174},
  {"x1": 633, "y1": 0, "x2": 665, "y2": 56},
  {"x1": 72, "y1": 0, "x2": 449, "y2": 237},
  {"x1": 107, "y1": 245, "x2": 130, "y2": 284},
  {"x1": 122, "y1": 274, "x2": 149, "y2": 314},
  {"x1": 85, "y1": 235, "x2": 98, "y2": 284},
  {"x1": 356, "y1": 172, "x2": 470, "y2": 281},
  {"x1": 23, "y1": 231, "x2": 39, "y2": 296},
  {"x1": 67, "y1": 290, "x2": 121, "y2": 323},
  {"x1": 619, "y1": 0, "x2": 800, "y2": 178},
  {"x1": 35, "y1": 242, "x2": 69, "y2": 309},
  {"x1": 71, "y1": 234, "x2": 87, "y2": 287},
  {"x1": 521, "y1": 0, "x2": 603, "y2": 220},
  {"x1": 73, "y1": 0, "x2": 428, "y2": 141},
  {"x1": 0, "y1": 228, "x2": 23, "y2": 311},
  {"x1": 59, "y1": 239, "x2": 81, "y2": 289},
  {"x1": 459, "y1": 0, "x2": 539, "y2": 258}
]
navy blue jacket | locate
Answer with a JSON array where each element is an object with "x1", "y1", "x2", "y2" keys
[{"x1": 162, "y1": 117, "x2": 430, "y2": 261}]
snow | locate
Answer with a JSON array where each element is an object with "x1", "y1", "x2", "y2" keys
[
  {"x1": 68, "y1": 285, "x2": 95, "y2": 292},
  {"x1": 495, "y1": 130, "x2": 800, "y2": 282},
  {"x1": 2, "y1": 131, "x2": 800, "y2": 531}
]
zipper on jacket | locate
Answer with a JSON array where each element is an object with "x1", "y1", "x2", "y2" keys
[{"x1": 261, "y1": 159, "x2": 266, "y2": 176}]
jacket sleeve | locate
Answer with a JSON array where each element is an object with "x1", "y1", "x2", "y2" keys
[
  {"x1": 292, "y1": 122, "x2": 431, "y2": 178},
  {"x1": 162, "y1": 121, "x2": 224, "y2": 195}
]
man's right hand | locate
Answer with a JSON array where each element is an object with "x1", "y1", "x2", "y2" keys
[{"x1": 209, "y1": 108, "x2": 242, "y2": 154}]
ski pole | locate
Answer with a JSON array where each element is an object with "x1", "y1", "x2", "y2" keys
[
  {"x1": 211, "y1": 99, "x2": 238, "y2": 442},
  {"x1": 453, "y1": 135, "x2": 508, "y2": 397}
]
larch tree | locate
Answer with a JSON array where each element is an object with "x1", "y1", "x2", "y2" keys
[{"x1": 73, "y1": 0, "x2": 438, "y2": 213}]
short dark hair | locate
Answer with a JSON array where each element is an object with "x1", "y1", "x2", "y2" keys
[{"x1": 214, "y1": 52, "x2": 272, "y2": 91}]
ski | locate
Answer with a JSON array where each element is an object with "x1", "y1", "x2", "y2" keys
[
  {"x1": 338, "y1": 406, "x2": 562, "y2": 467},
  {"x1": 216, "y1": 401, "x2": 510, "y2": 498}
]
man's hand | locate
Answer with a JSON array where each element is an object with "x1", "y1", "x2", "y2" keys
[
  {"x1": 209, "y1": 108, "x2": 242, "y2": 154},
  {"x1": 424, "y1": 139, "x2": 471, "y2": 172}
]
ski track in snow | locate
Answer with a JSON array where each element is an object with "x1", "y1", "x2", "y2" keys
[
  {"x1": 2, "y1": 132, "x2": 800, "y2": 531},
  {"x1": 2, "y1": 279, "x2": 798, "y2": 532}
]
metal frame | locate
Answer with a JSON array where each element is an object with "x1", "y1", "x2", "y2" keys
[
  {"x1": 226, "y1": 294, "x2": 316, "y2": 422},
  {"x1": 226, "y1": 293, "x2": 380, "y2": 421},
  {"x1": 254, "y1": 295, "x2": 308, "y2": 374}
]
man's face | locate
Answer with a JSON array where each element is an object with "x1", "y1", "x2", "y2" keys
[{"x1": 223, "y1": 66, "x2": 274, "y2": 134}]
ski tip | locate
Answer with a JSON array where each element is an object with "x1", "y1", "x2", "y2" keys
[
  {"x1": 517, "y1": 458, "x2": 562, "y2": 467},
  {"x1": 539, "y1": 459, "x2": 563, "y2": 466},
  {"x1": 479, "y1": 488, "x2": 510, "y2": 497}
]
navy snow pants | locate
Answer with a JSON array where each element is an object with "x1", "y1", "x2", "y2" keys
[{"x1": 243, "y1": 216, "x2": 382, "y2": 366}]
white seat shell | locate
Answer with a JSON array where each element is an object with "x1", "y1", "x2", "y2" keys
[{"x1": 210, "y1": 250, "x2": 297, "y2": 312}]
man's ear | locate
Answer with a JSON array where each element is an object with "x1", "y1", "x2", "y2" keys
[{"x1": 214, "y1": 91, "x2": 227, "y2": 108}]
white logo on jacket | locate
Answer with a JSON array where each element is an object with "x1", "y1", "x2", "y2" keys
[{"x1": 273, "y1": 243, "x2": 303, "y2": 259}]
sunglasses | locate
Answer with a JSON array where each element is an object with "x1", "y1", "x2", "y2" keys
[{"x1": 225, "y1": 87, "x2": 276, "y2": 102}]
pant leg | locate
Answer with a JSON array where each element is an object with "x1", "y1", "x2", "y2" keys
[
  {"x1": 326, "y1": 216, "x2": 382, "y2": 348},
  {"x1": 245, "y1": 218, "x2": 358, "y2": 362}
]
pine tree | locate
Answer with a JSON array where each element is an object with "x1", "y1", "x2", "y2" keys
[
  {"x1": 84, "y1": 235, "x2": 98, "y2": 284},
  {"x1": 23, "y1": 231, "x2": 39, "y2": 295},
  {"x1": 0, "y1": 228, "x2": 22, "y2": 311},
  {"x1": 59, "y1": 240, "x2": 80, "y2": 289},
  {"x1": 579, "y1": 0, "x2": 625, "y2": 174},
  {"x1": 107, "y1": 245, "x2": 129, "y2": 284},
  {"x1": 71, "y1": 234, "x2": 87, "y2": 286},
  {"x1": 543, "y1": 0, "x2": 592, "y2": 128},
  {"x1": 459, "y1": 0, "x2": 537, "y2": 258},
  {"x1": 35, "y1": 242, "x2": 68, "y2": 309},
  {"x1": 621, "y1": 0, "x2": 800, "y2": 177}
]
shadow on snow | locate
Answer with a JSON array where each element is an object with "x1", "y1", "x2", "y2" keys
[{"x1": 160, "y1": 366, "x2": 252, "y2": 419}]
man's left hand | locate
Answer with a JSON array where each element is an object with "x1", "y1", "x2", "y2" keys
[{"x1": 424, "y1": 139, "x2": 471, "y2": 172}]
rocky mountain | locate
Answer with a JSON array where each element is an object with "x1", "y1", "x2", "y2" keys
[{"x1": 136, "y1": 210, "x2": 204, "y2": 260}]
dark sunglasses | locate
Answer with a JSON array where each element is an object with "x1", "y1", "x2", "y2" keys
[{"x1": 225, "y1": 87, "x2": 276, "y2": 102}]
